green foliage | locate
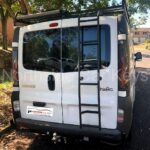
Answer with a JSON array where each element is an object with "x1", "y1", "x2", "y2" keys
[
  {"x1": 144, "y1": 39, "x2": 150, "y2": 50},
  {"x1": 29, "y1": 0, "x2": 111, "y2": 12},
  {"x1": 11, "y1": 1, "x2": 22, "y2": 13},
  {"x1": 145, "y1": 39, "x2": 150, "y2": 43},
  {"x1": 145, "y1": 45, "x2": 150, "y2": 50},
  {"x1": 29, "y1": 0, "x2": 74, "y2": 12},
  {"x1": 130, "y1": 15, "x2": 147, "y2": 28},
  {"x1": 0, "y1": 81, "x2": 12, "y2": 90},
  {"x1": 128, "y1": 0, "x2": 150, "y2": 14}
]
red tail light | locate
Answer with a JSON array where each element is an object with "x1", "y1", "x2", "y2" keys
[
  {"x1": 49, "y1": 22, "x2": 58, "y2": 28},
  {"x1": 119, "y1": 57, "x2": 126, "y2": 88},
  {"x1": 12, "y1": 58, "x2": 18, "y2": 85},
  {"x1": 117, "y1": 109, "x2": 124, "y2": 123}
]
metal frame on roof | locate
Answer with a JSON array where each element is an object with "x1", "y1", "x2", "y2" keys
[{"x1": 15, "y1": 0, "x2": 129, "y2": 25}]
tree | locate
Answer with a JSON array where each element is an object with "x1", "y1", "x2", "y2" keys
[
  {"x1": 29, "y1": 0, "x2": 74, "y2": 12},
  {"x1": 128, "y1": 0, "x2": 150, "y2": 14},
  {"x1": 0, "y1": 0, "x2": 15, "y2": 50},
  {"x1": 0, "y1": 0, "x2": 31, "y2": 50},
  {"x1": 18, "y1": 0, "x2": 32, "y2": 14}
]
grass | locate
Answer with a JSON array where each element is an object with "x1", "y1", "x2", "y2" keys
[
  {"x1": 134, "y1": 43, "x2": 150, "y2": 51},
  {"x1": 0, "y1": 82, "x2": 13, "y2": 91},
  {"x1": 0, "y1": 81, "x2": 13, "y2": 130}
]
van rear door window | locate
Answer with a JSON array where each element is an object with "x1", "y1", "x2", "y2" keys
[
  {"x1": 62, "y1": 25, "x2": 111, "y2": 72},
  {"x1": 23, "y1": 29, "x2": 61, "y2": 72},
  {"x1": 23, "y1": 25, "x2": 110, "y2": 72},
  {"x1": 81, "y1": 25, "x2": 110, "y2": 70},
  {"x1": 62, "y1": 27, "x2": 78, "y2": 72}
]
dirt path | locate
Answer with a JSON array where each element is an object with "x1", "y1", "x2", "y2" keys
[
  {"x1": 0, "y1": 89, "x2": 35, "y2": 150},
  {"x1": 0, "y1": 130, "x2": 36, "y2": 150}
]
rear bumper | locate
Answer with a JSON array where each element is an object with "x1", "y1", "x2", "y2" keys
[{"x1": 16, "y1": 118, "x2": 123, "y2": 144}]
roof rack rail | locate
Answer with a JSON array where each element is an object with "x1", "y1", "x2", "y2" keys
[{"x1": 14, "y1": 0, "x2": 129, "y2": 26}]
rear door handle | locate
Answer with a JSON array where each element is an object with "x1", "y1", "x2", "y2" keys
[
  {"x1": 99, "y1": 76, "x2": 102, "y2": 80},
  {"x1": 48, "y1": 75, "x2": 55, "y2": 91},
  {"x1": 33, "y1": 101, "x2": 46, "y2": 107},
  {"x1": 80, "y1": 77, "x2": 84, "y2": 81}
]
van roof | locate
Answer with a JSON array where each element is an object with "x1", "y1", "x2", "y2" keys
[{"x1": 15, "y1": 0, "x2": 129, "y2": 26}]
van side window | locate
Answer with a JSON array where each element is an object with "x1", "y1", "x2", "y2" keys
[{"x1": 23, "y1": 29, "x2": 61, "y2": 72}]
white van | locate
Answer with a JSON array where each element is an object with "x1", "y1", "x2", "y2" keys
[{"x1": 11, "y1": 2, "x2": 142, "y2": 144}]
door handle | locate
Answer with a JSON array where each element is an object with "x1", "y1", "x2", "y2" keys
[
  {"x1": 33, "y1": 101, "x2": 46, "y2": 107},
  {"x1": 48, "y1": 75, "x2": 55, "y2": 91},
  {"x1": 80, "y1": 76, "x2": 84, "y2": 81},
  {"x1": 99, "y1": 76, "x2": 102, "y2": 80}
]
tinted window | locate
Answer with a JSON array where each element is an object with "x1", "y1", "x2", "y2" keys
[
  {"x1": 83, "y1": 27, "x2": 97, "y2": 41},
  {"x1": 62, "y1": 27, "x2": 78, "y2": 72},
  {"x1": 101, "y1": 26, "x2": 111, "y2": 66},
  {"x1": 23, "y1": 29, "x2": 61, "y2": 72},
  {"x1": 83, "y1": 45, "x2": 97, "y2": 60},
  {"x1": 81, "y1": 25, "x2": 110, "y2": 70},
  {"x1": 23, "y1": 25, "x2": 110, "y2": 72}
]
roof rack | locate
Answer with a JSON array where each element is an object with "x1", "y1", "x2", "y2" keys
[{"x1": 15, "y1": 0, "x2": 129, "y2": 26}]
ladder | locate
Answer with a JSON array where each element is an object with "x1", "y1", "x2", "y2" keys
[{"x1": 78, "y1": 11, "x2": 101, "y2": 130}]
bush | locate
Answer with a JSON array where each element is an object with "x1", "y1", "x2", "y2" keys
[
  {"x1": 0, "y1": 81, "x2": 13, "y2": 90},
  {"x1": 146, "y1": 45, "x2": 150, "y2": 50},
  {"x1": 144, "y1": 39, "x2": 150, "y2": 43}
]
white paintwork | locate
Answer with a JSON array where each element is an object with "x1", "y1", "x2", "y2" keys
[
  {"x1": 12, "y1": 42, "x2": 19, "y2": 47},
  {"x1": 62, "y1": 17, "x2": 118, "y2": 129},
  {"x1": 18, "y1": 16, "x2": 118, "y2": 129},
  {"x1": 118, "y1": 34, "x2": 126, "y2": 40},
  {"x1": 118, "y1": 91, "x2": 127, "y2": 97},
  {"x1": 13, "y1": 87, "x2": 20, "y2": 91}
]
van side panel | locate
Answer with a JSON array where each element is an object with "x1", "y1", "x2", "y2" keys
[{"x1": 117, "y1": 15, "x2": 134, "y2": 135}]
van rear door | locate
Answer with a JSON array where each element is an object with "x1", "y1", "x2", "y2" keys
[
  {"x1": 19, "y1": 20, "x2": 63, "y2": 123},
  {"x1": 62, "y1": 17, "x2": 118, "y2": 129}
]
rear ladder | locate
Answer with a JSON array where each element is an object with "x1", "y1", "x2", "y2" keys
[{"x1": 78, "y1": 11, "x2": 102, "y2": 130}]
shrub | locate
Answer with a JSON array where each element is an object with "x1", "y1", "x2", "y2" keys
[{"x1": 144, "y1": 39, "x2": 150, "y2": 43}]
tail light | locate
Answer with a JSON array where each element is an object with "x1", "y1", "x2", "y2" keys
[
  {"x1": 117, "y1": 109, "x2": 124, "y2": 123},
  {"x1": 12, "y1": 51, "x2": 19, "y2": 86},
  {"x1": 49, "y1": 22, "x2": 58, "y2": 28},
  {"x1": 119, "y1": 57, "x2": 126, "y2": 89}
]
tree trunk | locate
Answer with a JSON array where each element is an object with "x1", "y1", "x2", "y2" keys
[
  {"x1": 0, "y1": 0, "x2": 15, "y2": 18},
  {"x1": 18, "y1": 0, "x2": 32, "y2": 14},
  {"x1": 2, "y1": 16, "x2": 8, "y2": 50}
]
